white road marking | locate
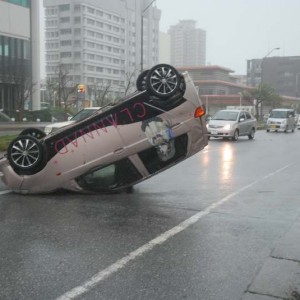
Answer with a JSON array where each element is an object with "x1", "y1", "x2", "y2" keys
[
  {"x1": 56, "y1": 164, "x2": 291, "y2": 300},
  {"x1": 0, "y1": 190, "x2": 11, "y2": 195}
]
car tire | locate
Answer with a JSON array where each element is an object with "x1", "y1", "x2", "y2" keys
[
  {"x1": 146, "y1": 64, "x2": 181, "y2": 98},
  {"x1": 232, "y1": 130, "x2": 239, "y2": 141},
  {"x1": 136, "y1": 70, "x2": 149, "y2": 91},
  {"x1": 7, "y1": 135, "x2": 44, "y2": 173},
  {"x1": 266, "y1": 129, "x2": 270, "y2": 132},
  {"x1": 19, "y1": 127, "x2": 46, "y2": 139},
  {"x1": 248, "y1": 128, "x2": 255, "y2": 139}
]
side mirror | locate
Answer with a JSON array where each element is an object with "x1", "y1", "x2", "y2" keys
[{"x1": 239, "y1": 118, "x2": 245, "y2": 122}]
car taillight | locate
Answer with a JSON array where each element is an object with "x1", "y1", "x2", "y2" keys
[{"x1": 194, "y1": 106, "x2": 206, "y2": 118}]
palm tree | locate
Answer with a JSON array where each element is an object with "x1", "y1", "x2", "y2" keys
[{"x1": 244, "y1": 84, "x2": 282, "y2": 120}]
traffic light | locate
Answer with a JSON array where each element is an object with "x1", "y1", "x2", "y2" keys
[{"x1": 77, "y1": 84, "x2": 85, "y2": 93}]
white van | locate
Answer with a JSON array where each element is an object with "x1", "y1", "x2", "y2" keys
[{"x1": 266, "y1": 108, "x2": 296, "y2": 133}]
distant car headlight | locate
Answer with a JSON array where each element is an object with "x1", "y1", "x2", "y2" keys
[{"x1": 223, "y1": 124, "x2": 231, "y2": 130}]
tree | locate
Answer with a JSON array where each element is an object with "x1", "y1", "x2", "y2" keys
[
  {"x1": 56, "y1": 64, "x2": 77, "y2": 110},
  {"x1": 45, "y1": 77, "x2": 58, "y2": 108},
  {"x1": 47, "y1": 64, "x2": 78, "y2": 120},
  {"x1": 244, "y1": 84, "x2": 282, "y2": 120},
  {"x1": 88, "y1": 83, "x2": 114, "y2": 107},
  {"x1": 121, "y1": 69, "x2": 138, "y2": 96},
  {"x1": 11, "y1": 60, "x2": 36, "y2": 122}
]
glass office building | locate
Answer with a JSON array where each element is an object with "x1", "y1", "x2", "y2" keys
[{"x1": 0, "y1": 0, "x2": 40, "y2": 115}]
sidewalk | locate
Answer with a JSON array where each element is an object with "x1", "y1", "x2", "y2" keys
[{"x1": 242, "y1": 217, "x2": 300, "y2": 300}]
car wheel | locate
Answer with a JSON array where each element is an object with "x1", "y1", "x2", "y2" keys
[
  {"x1": 146, "y1": 64, "x2": 181, "y2": 98},
  {"x1": 266, "y1": 129, "x2": 270, "y2": 132},
  {"x1": 19, "y1": 127, "x2": 46, "y2": 139},
  {"x1": 232, "y1": 130, "x2": 239, "y2": 141},
  {"x1": 292, "y1": 129, "x2": 295, "y2": 133},
  {"x1": 136, "y1": 70, "x2": 149, "y2": 91},
  {"x1": 7, "y1": 135, "x2": 44, "y2": 172},
  {"x1": 248, "y1": 128, "x2": 255, "y2": 139}
]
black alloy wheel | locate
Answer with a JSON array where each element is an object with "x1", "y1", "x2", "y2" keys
[
  {"x1": 7, "y1": 135, "x2": 44, "y2": 172},
  {"x1": 146, "y1": 64, "x2": 181, "y2": 98}
]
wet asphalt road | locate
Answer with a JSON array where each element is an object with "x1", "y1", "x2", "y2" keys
[{"x1": 0, "y1": 129, "x2": 300, "y2": 300}]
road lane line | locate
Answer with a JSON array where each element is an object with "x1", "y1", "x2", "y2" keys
[
  {"x1": 56, "y1": 163, "x2": 291, "y2": 300},
  {"x1": 0, "y1": 190, "x2": 11, "y2": 195}
]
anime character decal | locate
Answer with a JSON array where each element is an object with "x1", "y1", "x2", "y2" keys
[{"x1": 141, "y1": 117, "x2": 176, "y2": 161}]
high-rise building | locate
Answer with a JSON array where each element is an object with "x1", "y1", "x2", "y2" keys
[
  {"x1": 168, "y1": 20, "x2": 206, "y2": 67},
  {"x1": 43, "y1": 0, "x2": 161, "y2": 101},
  {"x1": 0, "y1": 0, "x2": 40, "y2": 113}
]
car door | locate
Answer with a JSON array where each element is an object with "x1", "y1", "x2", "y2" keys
[
  {"x1": 238, "y1": 111, "x2": 247, "y2": 135},
  {"x1": 244, "y1": 111, "x2": 254, "y2": 134}
]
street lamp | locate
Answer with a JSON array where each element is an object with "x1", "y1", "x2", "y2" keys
[
  {"x1": 263, "y1": 47, "x2": 280, "y2": 60},
  {"x1": 141, "y1": 0, "x2": 156, "y2": 72},
  {"x1": 259, "y1": 47, "x2": 280, "y2": 119}
]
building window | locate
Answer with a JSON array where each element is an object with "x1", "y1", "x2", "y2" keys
[
  {"x1": 60, "y1": 29, "x2": 72, "y2": 35},
  {"x1": 60, "y1": 40, "x2": 72, "y2": 46},
  {"x1": 59, "y1": 4, "x2": 70, "y2": 11},
  {"x1": 60, "y1": 52, "x2": 72, "y2": 58},
  {"x1": 74, "y1": 5, "x2": 81, "y2": 12},
  {"x1": 60, "y1": 17, "x2": 70, "y2": 23},
  {"x1": 87, "y1": 7, "x2": 95, "y2": 14}
]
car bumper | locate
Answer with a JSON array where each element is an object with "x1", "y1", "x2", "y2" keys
[
  {"x1": 207, "y1": 128, "x2": 235, "y2": 138},
  {"x1": 266, "y1": 124, "x2": 287, "y2": 131}
]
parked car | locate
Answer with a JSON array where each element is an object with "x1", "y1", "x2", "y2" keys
[
  {"x1": 266, "y1": 108, "x2": 296, "y2": 133},
  {"x1": 0, "y1": 64, "x2": 208, "y2": 194},
  {"x1": 206, "y1": 109, "x2": 257, "y2": 141},
  {"x1": 44, "y1": 107, "x2": 102, "y2": 135},
  {"x1": 0, "y1": 110, "x2": 13, "y2": 122}
]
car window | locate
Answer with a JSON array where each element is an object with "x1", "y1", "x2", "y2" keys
[
  {"x1": 71, "y1": 108, "x2": 100, "y2": 121},
  {"x1": 75, "y1": 158, "x2": 142, "y2": 192},
  {"x1": 270, "y1": 111, "x2": 290, "y2": 118},
  {"x1": 245, "y1": 112, "x2": 251, "y2": 119},
  {"x1": 212, "y1": 111, "x2": 238, "y2": 121},
  {"x1": 239, "y1": 112, "x2": 246, "y2": 120},
  {"x1": 138, "y1": 134, "x2": 188, "y2": 174}
]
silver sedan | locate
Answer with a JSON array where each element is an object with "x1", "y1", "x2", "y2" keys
[{"x1": 206, "y1": 109, "x2": 257, "y2": 141}]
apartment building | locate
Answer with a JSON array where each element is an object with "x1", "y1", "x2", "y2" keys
[
  {"x1": 168, "y1": 20, "x2": 206, "y2": 67},
  {"x1": 0, "y1": 0, "x2": 40, "y2": 113},
  {"x1": 44, "y1": 0, "x2": 161, "y2": 101}
]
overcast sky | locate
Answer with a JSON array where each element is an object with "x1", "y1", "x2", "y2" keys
[{"x1": 156, "y1": 0, "x2": 300, "y2": 74}]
